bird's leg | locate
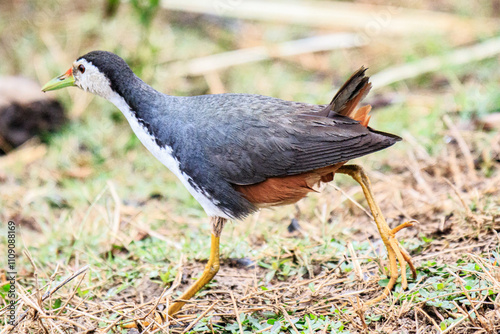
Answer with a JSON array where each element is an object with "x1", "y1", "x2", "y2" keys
[
  {"x1": 336, "y1": 165, "x2": 416, "y2": 304},
  {"x1": 168, "y1": 216, "x2": 225, "y2": 316},
  {"x1": 124, "y1": 217, "x2": 225, "y2": 329}
]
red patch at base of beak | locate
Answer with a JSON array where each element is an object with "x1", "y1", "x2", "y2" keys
[{"x1": 64, "y1": 67, "x2": 73, "y2": 77}]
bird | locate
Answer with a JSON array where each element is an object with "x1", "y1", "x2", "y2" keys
[{"x1": 42, "y1": 50, "x2": 416, "y2": 325}]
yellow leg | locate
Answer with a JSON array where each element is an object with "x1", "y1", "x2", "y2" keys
[
  {"x1": 123, "y1": 217, "x2": 225, "y2": 329},
  {"x1": 168, "y1": 232, "x2": 221, "y2": 315},
  {"x1": 336, "y1": 165, "x2": 416, "y2": 304}
]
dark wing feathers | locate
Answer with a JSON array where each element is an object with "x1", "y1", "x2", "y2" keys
[{"x1": 205, "y1": 111, "x2": 398, "y2": 186}]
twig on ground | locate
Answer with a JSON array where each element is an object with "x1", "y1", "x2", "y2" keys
[
  {"x1": 160, "y1": 0, "x2": 491, "y2": 36},
  {"x1": 415, "y1": 306, "x2": 441, "y2": 332},
  {"x1": 170, "y1": 33, "x2": 365, "y2": 77},
  {"x1": 107, "y1": 180, "x2": 122, "y2": 245},
  {"x1": 230, "y1": 292, "x2": 244, "y2": 334},
  {"x1": 8, "y1": 265, "x2": 89, "y2": 332},
  {"x1": 182, "y1": 301, "x2": 218, "y2": 334},
  {"x1": 278, "y1": 305, "x2": 300, "y2": 334},
  {"x1": 371, "y1": 37, "x2": 500, "y2": 89}
]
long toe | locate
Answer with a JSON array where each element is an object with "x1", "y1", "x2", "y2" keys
[
  {"x1": 391, "y1": 220, "x2": 418, "y2": 280},
  {"x1": 399, "y1": 243, "x2": 417, "y2": 279},
  {"x1": 122, "y1": 309, "x2": 168, "y2": 330}
]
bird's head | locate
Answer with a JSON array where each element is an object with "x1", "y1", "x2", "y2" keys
[{"x1": 42, "y1": 51, "x2": 133, "y2": 99}]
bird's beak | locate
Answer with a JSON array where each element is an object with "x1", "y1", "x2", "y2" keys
[{"x1": 41, "y1": 68, "x2": 75, "y2": 92}]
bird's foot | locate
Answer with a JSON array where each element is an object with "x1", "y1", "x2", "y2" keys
[
  {"x1": 336, "y1": 165, "x2": 418, "y2": 305},
  {"x1": 366, "y1": 220, "x2": 418, "y2": 305},
  {"x1": 122, "y1": 227, "x2": 223, "y2": 331},
  {"x1": 122, "y1": 306, "x2": 172, "y2": 331},
  {"x1": 123, "y1": 298, "x2": 210, "y2": 330}
]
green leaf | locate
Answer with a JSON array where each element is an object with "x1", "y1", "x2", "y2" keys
[
  {"x1": 52, "y1": 298, "x2": 62, "y2": 309},
  {"x1": 265, "y1": 270, "x2": 276, "y2": 282},
  {"x1": 159, "y1": 271, "x2": 170, "y2": 283},
  {"x1": 422, "y1": 236, "x2": 433, "y2": 243},
  {"x1": 378, "y1": 278, "x2": 390, "y2": 287},
  {"x1": 440, "y1": 321, "x2": 447, "y2": 331}
]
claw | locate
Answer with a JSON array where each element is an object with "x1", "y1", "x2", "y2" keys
[
  {"x1": 122, "y1": 306, "x2": 173, "y2": 330},
  {"x1": 391, "y1": 220, "x2": 417, "y2": 234}
]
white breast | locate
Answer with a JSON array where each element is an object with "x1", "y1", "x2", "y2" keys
[{"x1": 108, "y1": 93, "x2": 230, "y2": 219}]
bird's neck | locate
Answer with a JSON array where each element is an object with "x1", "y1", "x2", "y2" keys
[
  {"x1": 106, "y1": 72, "x2": 178, "y2": 150},
  {"x1": 108, "y1": 72, "x2": 162, "y2": 114}
]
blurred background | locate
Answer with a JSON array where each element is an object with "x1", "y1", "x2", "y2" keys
[{"x1": 1, "y1": 0, "x2": 500, "y2": 333}]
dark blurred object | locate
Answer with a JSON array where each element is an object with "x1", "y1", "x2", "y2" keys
[
  {"x1": 9, "y1": 213, "x2": 42, "y2": 232},
  {"x1": 493, "y1": 0, "x2": 500, "y2": 17},
  {"x1": 227, "y1": 257, "x2": 256, "y2": 268},
  {"x1": 479, "y1": 112, "x2": 500, "y2": 131},
  {"x1": 287, "y1": 218, "x2": 301, "y2": 233},
  {"x1": 0, "y1": 76, "x2": 67, "y2": 155},
  {"x1": 104, "y1": 0, "x2": 121, "y2": 18}
]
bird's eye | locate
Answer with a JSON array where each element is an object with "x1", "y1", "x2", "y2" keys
[{"x1": 78, "y1": 64, "x2": 85, "y2": 73}]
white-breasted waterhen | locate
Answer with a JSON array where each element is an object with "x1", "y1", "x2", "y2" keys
[{"x1": 42, "y1": 50, "x2": 416, "y2": 325}]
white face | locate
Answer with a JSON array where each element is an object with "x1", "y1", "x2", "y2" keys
[{"x1": 72, "y1": 59, "x2": 114, "y2": 99}]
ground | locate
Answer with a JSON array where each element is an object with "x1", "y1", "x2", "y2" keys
[{"x1": 0, "y1": 1, "x2": 500, "y2": 333}]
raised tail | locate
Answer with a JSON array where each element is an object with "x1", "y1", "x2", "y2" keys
[
  {"x1": 322, "y1": 67, "x2": 401, "y2": 141},
  {"x1": 320, "y1": 67, "x2": 372, "y2": 125}
]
